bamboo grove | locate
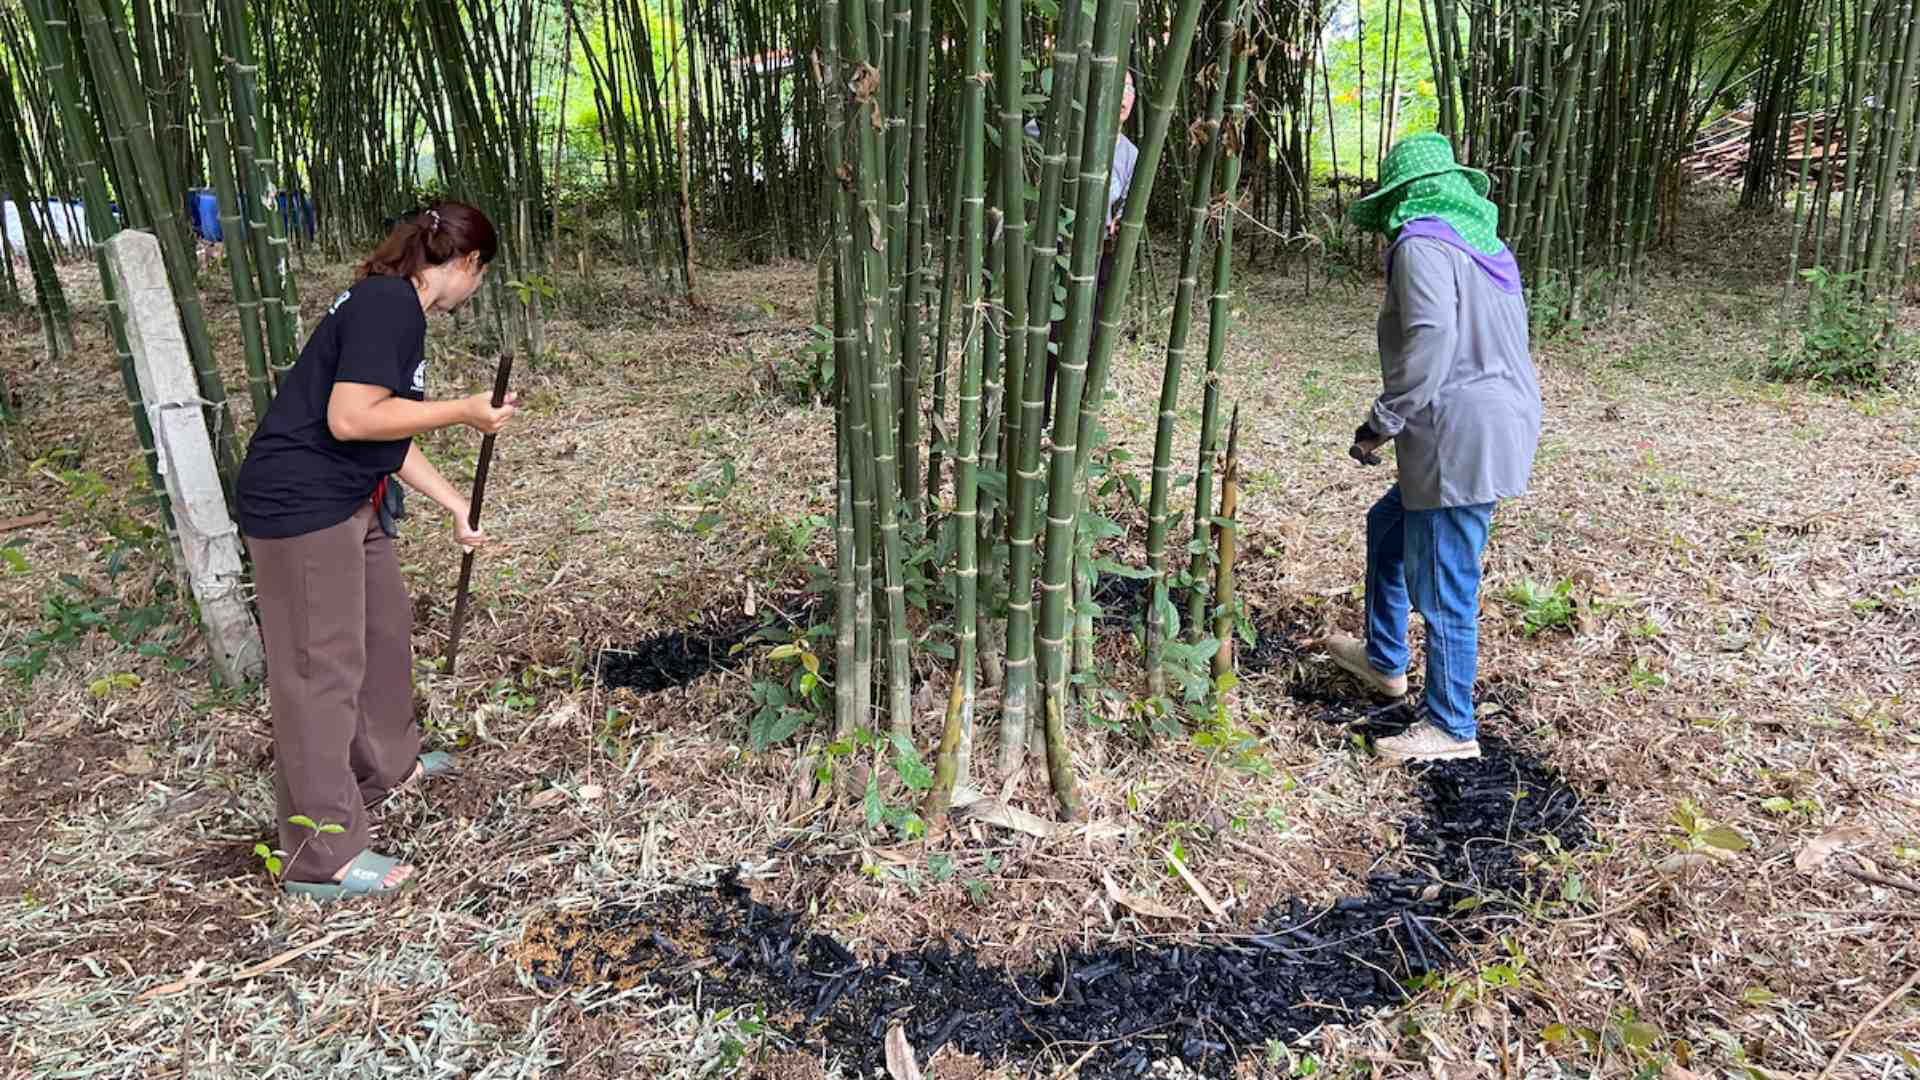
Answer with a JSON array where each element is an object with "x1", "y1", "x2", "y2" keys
[
  {"x1": 815, "y1": 0, "x2": 1920, "y2": 816},
  {"x1": 0, "y1": 0, "x2": 1915, "y2": 812},
  {"x1": 819, "y1": 0, "x2": 1276, "y2": 815},
  {"x1": 0, "y1": 0, "x2": 1913, "y2": 397}
]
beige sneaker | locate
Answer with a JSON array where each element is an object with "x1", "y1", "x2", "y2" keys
[
  {"x1": 1375, "y1": 720, "x2": 1481, "y2": 764},
  {"x1": 1324, "y1": 636, "x2": 1408, "y2": 699}
]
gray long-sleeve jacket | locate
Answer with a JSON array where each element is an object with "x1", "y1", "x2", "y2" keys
[
  {"x1": 1024, "y1": 121, "x2": 1137, "y2": 224},
  {"x1": 1367, "y1": 237, "x2": 1542, "y2": 511}
]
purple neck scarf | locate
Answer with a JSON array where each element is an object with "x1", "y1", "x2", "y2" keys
[{"x1": 1387, "y1": 217, "x2": 1523, "y2": 295}]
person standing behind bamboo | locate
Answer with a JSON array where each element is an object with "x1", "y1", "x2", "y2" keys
[
  {"x1": 1321, "y1": 134, "x2": 1542, "y2": 764},
  {"x1": 236, "y1": 200, "x2": 516, "y2": 899},
  {"x1": 1037, "y1": 71, "x2": 1138, "y2": 424}
]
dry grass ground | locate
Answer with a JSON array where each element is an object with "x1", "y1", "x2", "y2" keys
[{"x1": 0, "y1": 199, "x2": 1916, "y2": 1079}]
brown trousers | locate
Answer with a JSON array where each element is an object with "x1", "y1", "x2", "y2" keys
[{"x1": 245, "y1": 503, "x2": 419, "y2": 883}]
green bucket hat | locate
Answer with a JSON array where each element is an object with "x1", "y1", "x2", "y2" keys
[{"x1": 1346, "y1": 133, "x2": 1490, "y2": 234}]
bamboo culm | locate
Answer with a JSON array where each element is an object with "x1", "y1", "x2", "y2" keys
[{"x1": 1144, "y1": 17, "x2": 1234, "y2": 699}]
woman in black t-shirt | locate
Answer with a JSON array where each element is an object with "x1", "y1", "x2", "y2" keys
[{"x1": 237, "y1": 200, "x2": 517, "y2": 900}]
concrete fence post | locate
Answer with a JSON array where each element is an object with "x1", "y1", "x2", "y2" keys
[{"x1": 104, "y1": 229, "x2": 265, "y2": 686}]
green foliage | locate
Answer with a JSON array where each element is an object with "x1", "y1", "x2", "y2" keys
[
  {"x1": 963, "y1": 855, "x2": 1002, "y2": 906},
  {"x1": 86, "y1": 672, "x2": 140, "y2": 698},
  {"x1": 764, "y1": 512, "x2": 828, "y2": 567},
  {"x1": 788, "y1": 323, "x2": 835, "y2": 403},
  {"x1": 252, "y1": 842, "x2": 284, "y2": 878},
  {"x1": 746, "y1": 635, "x2": 828, "y2": 751},
  {"x1": 2, "y1": 577, "x2": 187, "y2": 687},
  {"x1": 1155, "y1": 632, "x2": 1221, "y2": 707},
  {"x1": 487, "y1": 671, "x2": 541, "y2": 712},
  {"x1": 1409, "y1": 935, "x2": 1539, "y2": 1010},
  {"x1": 1765, "y1": 268, "x2": 1911, "y2": 389},
  {"x1": 1315, "y1": 0, "x2": 1442, "y2": 177},
  {"x1": 1191, "y1": 673, "x2": 1271, "y2": 775},
  {"x1": 1670, "y1": 799, "x2": 1749, "y2": 854},
  {"x1": 683, "y1": 455, "x2": 737, "y2": 534},
  {"x1": 1544, "y1": 1008, "x2": 1682, "y2": 1075},
  {"x1": 257, "y1": 814, "x2": 347, "y2": 880},
  {"x1": 1526, "y1": 270, "x2": 1577, "y2": 337},
  {"x1": 703, "y1": 1006, "x2": 771, "y2": 1073},
  {"x1": 1500, "y1": 577, "x2": 1576, "y2": 636},
  {"x1": 818, "y1": 727, "x2": 931, "y2": 842},
  {"x1": 1624, "y1": 659, "x2": 1666, "y2": 692},
  {"x1": 1758, "y1": 794, "x2": 1818, "y2": 816},
  {"x1": 1310, "y1": 210, "x2": 1373, "y2": 289}
]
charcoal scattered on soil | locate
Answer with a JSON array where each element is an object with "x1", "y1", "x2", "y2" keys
[
  {"x1": 1237, "y1": 608, "x2": 1319, "y2": 674},
  {"x1": 1091, "y1": 572, "x2": 1150, "y2": 628},
  {"x1": 517, "y1": 720, "x2": 1591, "y2": 1077},
  {"x1": 596, "y1": 594, "x2": 825, "y2": 693},
  {"x1": 596, "y1": 626, "x2": 754, "y2": 693},
  {"x1": 1292, "y1": 674, "x2": 1533, "y2": 730}
]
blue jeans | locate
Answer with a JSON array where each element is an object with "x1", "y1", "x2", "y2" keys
[{"x1": 1365, "y1": 484, "x2": 1493, "y2": 740}]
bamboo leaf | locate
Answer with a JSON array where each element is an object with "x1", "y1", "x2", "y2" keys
[
  {"x1": 891, "y1": 733, "x2": 934, "y2": 791},
  {"x1": 1700, "y1": 825, "x2": 1751, "y2": 852}
]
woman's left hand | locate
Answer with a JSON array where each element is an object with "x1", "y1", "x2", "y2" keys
[
  {"x1": 453, "y1": 520, "x2": 490, "y2": 552},
  {"x1": 449, "y1": 501, "x2": 489, "y2": 551}
]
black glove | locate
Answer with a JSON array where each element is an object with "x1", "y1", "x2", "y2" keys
[{"x1": 1349, "y1": 423, "x2": 1384, "y2": 467}]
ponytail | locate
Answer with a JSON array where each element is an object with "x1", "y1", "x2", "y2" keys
[{"x1": 359, "y1": 199, "x2": 499, "y2": 281}]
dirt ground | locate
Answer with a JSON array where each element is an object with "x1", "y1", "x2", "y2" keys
[{"x1": 0, "y1": 199, "x2": 1917, "y2": 1079}]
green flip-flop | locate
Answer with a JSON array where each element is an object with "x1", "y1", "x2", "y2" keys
[
  {"x1": 367, "y1": 751, "x2": 458, "y2": 808},
  {"x1": 282, "y1": 849, "x2": 412, "y2": 902}
]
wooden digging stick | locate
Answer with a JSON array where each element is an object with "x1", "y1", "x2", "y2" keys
[{"x1": 445, "y1": 352, "x2": 513, "y2": 677}]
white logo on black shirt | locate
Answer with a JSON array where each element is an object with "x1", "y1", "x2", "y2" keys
[
  {"x1": 411, "y1": 362, "x2": 426, "y2": 393},
  {"x1": 329, "y1": 289, "x2": 351, "y2": 315}
]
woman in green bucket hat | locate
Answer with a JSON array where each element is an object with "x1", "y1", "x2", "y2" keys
[{"x1": 1321, "y1": 133, "x2": 1543, "y2": 764}]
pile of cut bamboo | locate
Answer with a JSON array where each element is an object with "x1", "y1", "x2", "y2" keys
[{"x1": 1686, "y1": 110, "x2": 1851, "y2": 183}]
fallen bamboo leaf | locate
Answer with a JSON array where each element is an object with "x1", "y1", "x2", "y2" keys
[
  {"x1": 224, "y1": 930, "x2": 350, "y2": 983},
  {"x1": 1655, "y1": 851, "x2": 1714, "y2": 875},
  {"x1": 1698, "y1": 824, "x2": 1750, "y2": 853},
  {"x1": 957, "y1": 797, "x2": 1056, "y2": 838},
  {"x1": 527, "y1": 787, "x2": 567, "y2": 809},
  {"x1": 1164, "y1": 847, "x2": 1227, "y2": 919},
  {"x1": 117, "y1": 746, "x2": 156, "y2": 776},
  {"x1": 542, "y1": 702, "x2": 582, "y2": 730},
  {"x1": 866, "y1": 846, "x2": 918, "y2": 866},
  {"x1": 785, "y1": 754, "x2": 819, "y2": 820},
  {"x1": 1077, "y1": 821, "x2": 1129, "y2": 844},
  {"x1": 1101, "y1": 871, "x2": 1190, "y2": 921},
  {"x1": 138, "y1": 930, "x2": 348, "y2": 1001},
  {"x1": 884, "y1": 1021, "x2": 922, "y2": 1080},
  {"x1": 1622, "y1": 925, "x2": 1652, "y2": 956},
  {"x1": 577, "y1": 784, "x2": 605, "y2": 800},
  {"x1": 1795, "y1": 826, "x2": 1870, "y2": 873},
  {"x1": 135, "y1": 959, "x2": 207, "y2": 1002}
]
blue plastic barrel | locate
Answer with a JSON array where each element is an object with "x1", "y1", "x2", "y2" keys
[
  {"x1": 275, "y1": 191, "x2": 315, "y2": 240},
  {"x1": 184, "y1": 188, "x2": 222, "y2": 242}
]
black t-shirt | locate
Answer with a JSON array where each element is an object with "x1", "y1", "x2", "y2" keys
[{"x1": 236, "y1": 275, "x2": 427, "y2": 539}]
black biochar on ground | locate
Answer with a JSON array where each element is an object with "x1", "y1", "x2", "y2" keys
[{"x1": 522, "y1": 708, "x2": 1592, "y2": 1078}]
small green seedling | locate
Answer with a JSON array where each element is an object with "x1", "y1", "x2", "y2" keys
[
  {"x1": 1670, "y1": 800, "x2": 1749, "y2": 855},
  {"x1": 1501, "y1": 577, "x2": 1576, "y2": 635},
  {"x1": 257, "y1": 815, "x2": 347, "y2": 879}
]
